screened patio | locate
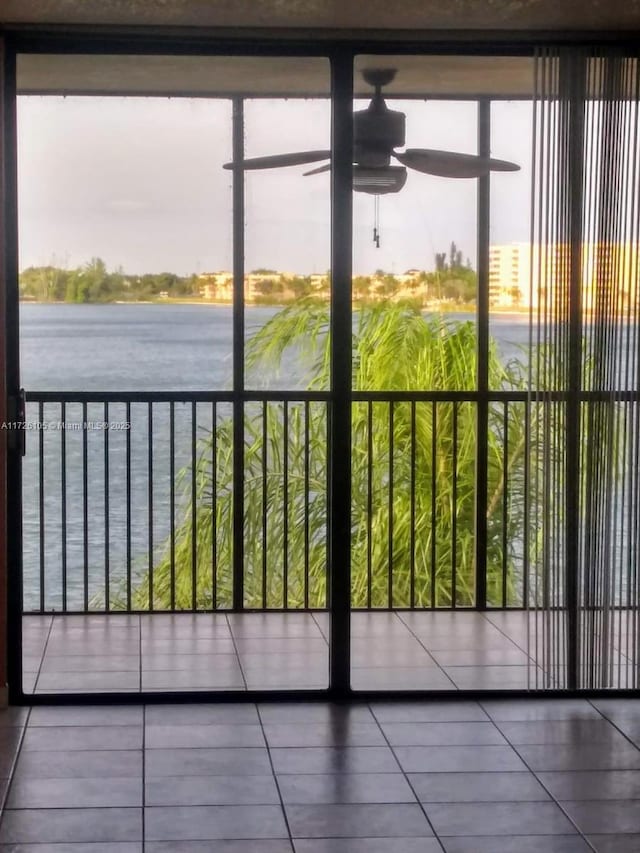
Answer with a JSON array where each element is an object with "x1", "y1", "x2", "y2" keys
[{"x1": 7, "y1": 47, "x2": 640, "y2": 700}]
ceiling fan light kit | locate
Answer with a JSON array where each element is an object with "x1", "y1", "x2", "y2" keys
[{"x1": 353, "y1": 165, "x2": 408, "y2": 195}]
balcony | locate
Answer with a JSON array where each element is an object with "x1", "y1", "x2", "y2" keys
[{"x1": 19, "y1": 389, "x2": 638, "y2": 696}]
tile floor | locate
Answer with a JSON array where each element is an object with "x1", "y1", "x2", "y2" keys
[
  {"x1": 0, "y1": 698, "x2": 640, "y2": 850},
  {"x1": 22, "y1": 609, "x2": 619, "y2": 694}
]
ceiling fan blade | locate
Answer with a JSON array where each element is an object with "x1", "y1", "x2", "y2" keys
[
  {"x1": 303, "y1": 163, "x2": 331, "y2": 176},
  {"x1": 394, "y1": 148, "x2": 520, "y2": 178},
  {"x1": 223, "y1": 150, "x2": 331, "y2": 171}
]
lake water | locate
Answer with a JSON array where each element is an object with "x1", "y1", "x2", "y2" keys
[
  {"x1": 20, "y1": 302, "x2": 532, "y2": 391},
  {"x1": 18, "y1": 303, "x2": 532, "y2": 610}
]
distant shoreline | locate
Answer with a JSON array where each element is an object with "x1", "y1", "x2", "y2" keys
[
  {"x1": 19, "y1": 298, "x2": 531, "y2": 315},
  {"x1": 20, "y1": 298, "x2": 231, "y2": 307}
]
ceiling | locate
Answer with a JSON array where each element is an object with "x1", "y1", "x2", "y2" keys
[
  {"x1": 16, "y1": 55, "x2": 536, "y2": 98},
  {"x1": 2, "y1": 0, "x2": 640, "y2": 32},
  {"x1": 6, "y1": 1, "x2": 637, "y2": 99}
]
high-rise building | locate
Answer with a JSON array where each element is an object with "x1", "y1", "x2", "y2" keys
[
  {"x1": 489, "y1": 242, "x2": 530, "y2": 307},
  {"x1": 489, "y1": 242, "x2": 640, "y2": 311}
]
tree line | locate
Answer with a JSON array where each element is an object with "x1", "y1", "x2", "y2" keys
[
  {"x1": 19, "y1": 258, "x2": 200, "y2": 303},
  {"x1": 20, "y1": 242, "x2": 478, "y2": 305}
]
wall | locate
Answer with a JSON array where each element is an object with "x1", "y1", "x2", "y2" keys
[{"x1": 0, "y1": 35, "x2": 8, "y2": 706}]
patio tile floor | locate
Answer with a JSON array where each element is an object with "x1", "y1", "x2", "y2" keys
[
  {"x1": 23, "y1": 609, "x2": 633, "y2": 694},
  {"x1": 1, "y1": 697, "x2": 639, "y2": 850}
]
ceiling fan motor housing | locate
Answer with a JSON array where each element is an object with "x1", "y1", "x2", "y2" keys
[{"x1": 354, "y1": 103, "x2": 405, "y2": 167}]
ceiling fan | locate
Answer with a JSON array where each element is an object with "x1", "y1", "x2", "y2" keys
[{"x1": 222, "y1": 68, "x2": 520, "y2": 195}]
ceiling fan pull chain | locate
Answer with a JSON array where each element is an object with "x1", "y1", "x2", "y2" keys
[{"x1": 373, "y1": 196, "x2": 381, "y2": 248}]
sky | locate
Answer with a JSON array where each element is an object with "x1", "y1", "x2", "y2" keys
[{"x1": 17, "y1": 95, "x2": 532, "y2": 277}]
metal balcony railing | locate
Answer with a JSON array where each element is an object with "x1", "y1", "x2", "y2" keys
[{"x1": 22, "y1": 390, "x2": 531, "y2": 614}]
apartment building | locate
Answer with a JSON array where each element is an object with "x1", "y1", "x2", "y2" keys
[{"x1": 490, "y1": 242, "x2": 640, "y2": 311}]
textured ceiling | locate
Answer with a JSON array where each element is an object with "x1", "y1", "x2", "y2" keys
[{"x1": 2, "y1": 0, "x2": 640, "y2": 31}]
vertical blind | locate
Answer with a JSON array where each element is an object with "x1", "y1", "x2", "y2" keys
[{"x1": 528, "y1": 47, "x2": 640, "y2": 689}]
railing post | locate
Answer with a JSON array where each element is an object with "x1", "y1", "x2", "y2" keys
[
  {"x1": 232, "y1": 97, "x2": 245, "y2": 612},
  {"x1": 475, "y1": 98, "x2": 491, "y2": 611},
  {"x1": 329, "y1": 53, "x2": 353, "y2": 695}
]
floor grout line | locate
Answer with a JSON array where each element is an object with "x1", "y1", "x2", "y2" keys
[
  {"x1": 481, "y1": 610, "x2": 538, "y2": 659},
  {"x1": 394, "y1": 611, "x2": 460, "y2": 690},
  {"x1": 587, "y1": 696, "x2": 640, "y2": 752},
  {"x1": 368, "y1": 699, "x2": 448, "y2": 852},
  {"x1": 256, "y1": 703, "x2": 296, "y2": 852},
  {"x1": 226, "y1": 612, "x2": 249, "y2": 692},
  {"x1": 482, "y1": 710, "x2": 601, "y2": 852},
  {"x1": 0, "y1": 708, "x2": 32, "y2": 828},
  {"x1": 26, "y1": 614, "x2": 55, "y2": 696},
  {"x1": 309, "y1": 610, "x2": 330, "y2": 645}
]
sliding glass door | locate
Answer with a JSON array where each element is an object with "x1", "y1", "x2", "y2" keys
[
  {"x1": 6, "y1": 40, "x2": 640, "y2": 700},
  {"x1": 527, "y1": 48, "x2": 640, "y2": 690},
  {"x1": 14, "y1": 51, "x2": 332, "y2": 696},
  {"x1": 348, "y1": 54, "x2": 542, "y2": 692}
]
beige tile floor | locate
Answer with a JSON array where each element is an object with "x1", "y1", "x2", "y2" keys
[{"x1": 21, "y1": 609, "x2": 638, "y2": 694}]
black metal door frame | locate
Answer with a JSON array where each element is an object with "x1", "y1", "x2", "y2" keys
[
  {"x1": 3, "y1": 39, "x2": 23, "y2": 705},
  {"x1": 4, "y1": 28, "x2": 640, "y2": 704},
  {"x1": 3, "y1": 36, "x2": 355, "y2": 703}
]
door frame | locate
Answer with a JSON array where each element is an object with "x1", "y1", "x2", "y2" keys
[{"x1": 4, "y1": 29, "x2": 640, "y2": 703}]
